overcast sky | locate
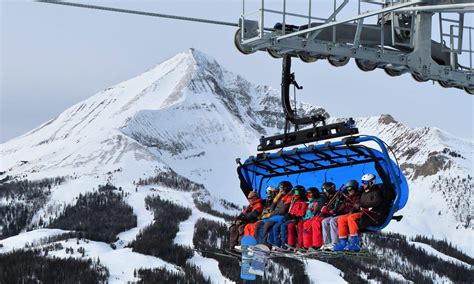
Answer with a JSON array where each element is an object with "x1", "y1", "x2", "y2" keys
[{"x1": 1, "y1": 0, "x2": 473, "y2": 143}]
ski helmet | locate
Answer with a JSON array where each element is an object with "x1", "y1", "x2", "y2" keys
[
  {"x1": 343, "y1": 180, "x2": 359, "y2": 191},
  {"x1": 361, "y1": 174, "x2": 376, "y2": 186},
  {"x1": 278, "y1": 181, "x2": 293, "y2": 192},
  {"x1": 321, "y1": 182, "x2": 336, "y2": 193},
  {"x1": 306, "y1": 187, "x2": 320, "y2": 199},
  {"x1": 265, "y1": 186, "x2": 277, "y2": 195},
  {"x1": 247, "y1": 191, "x2": 258, "y2": 199},
  {"x1": 292, "y1": 185, "x2": 306, "y2": 196}
]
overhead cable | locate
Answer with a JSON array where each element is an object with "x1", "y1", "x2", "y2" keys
[{"x1": 36, "y1": 0, "x2": 240, "y2": 28}]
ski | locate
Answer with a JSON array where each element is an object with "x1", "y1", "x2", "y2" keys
[
  {"x1": 195, "y1": 248, "x2": 241, "y2": 260},
  {"x1": 260, "y1": 248, "x2": 379, "y2": 260}
]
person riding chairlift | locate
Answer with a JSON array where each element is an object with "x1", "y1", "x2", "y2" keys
[
  {"x1": 273, "y1": 185, "x2": 308, "y2": 250},
  {"x1": 243, "y1": 186, "x2": 277, "y2": 241},
  {"x1": 333, "y1": 174, "x2": 384, "y2": 252},
  {"x1": 254, "y1": 181, "x2": 293, "y2": 246},
  {"x1": 302, "y1": 182, "x2": 337, "y2": 252},
  {"x1": 287, "y1": 187, "x2": 320, "y2": 251},
  {"x1": 229, "y1": 190, "x2": 264, "y2": 250},
  {"x1": 320, "y1": 180, "x2": 362, "y2": 251}
]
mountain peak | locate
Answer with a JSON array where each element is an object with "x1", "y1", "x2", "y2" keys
[
  {"x1": 0, "y1": 47, "x2": 326, "y2": 176},
  {"x1": 155, "y1": 48, "x2": 220, "y2": 73},
  {"x1": 378, "y1": 113, "x2": 398, "y2": 125},
  {"x1": 188, "y1": 48, "x2": 219, "y2": 65}
]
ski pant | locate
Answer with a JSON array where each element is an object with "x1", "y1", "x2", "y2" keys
[
  {"x1": 296, "y1": 220, "x2": 307, "y2": 247},
  {"x1": 337, "y1": 212, "x2": 363, "y2": 238},
  {"x1": 229, "y1": 223, "x2": 246, "y2": 249},
  {"x1": 269, "y1": 217, "x2": 286, "y2": 247},
  {"x1": 287, "y1": 221, "x2": 296, "y2": 247},
  {"x1": 255, "y1": 216, "x2": 284, "y2": 245},
  {"x1": 279, "y1": 220, "x2": 295, "y2": 247},
  {"x1": 302, "y1": 216, "x2": 324, "y2": 248},
  {"x1": 244, "y1": 223, "x2": 257, "y2": 238},
  {"x1": 322, "y1": 216, "x2": 340, "y2": 245}
]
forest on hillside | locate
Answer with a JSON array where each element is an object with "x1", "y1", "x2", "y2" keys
[
  {"x1": 49, "y1": 184, "x2": 136, "y2": 243},
  {"x1": 0, "y1": 177, "x2": 65, "y2": 238}
]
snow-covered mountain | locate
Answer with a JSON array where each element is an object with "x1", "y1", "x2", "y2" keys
[
  {"x1": 1, "y1": 49, "x2": 472, "y2": 283},
  {"x1": 0, "y1": 48, "x2": 326, "y2": 204}
]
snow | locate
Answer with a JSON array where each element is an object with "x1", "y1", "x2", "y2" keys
[
  {"x1": 158, "y1": 188, "x2": 233, "y2": 282},
  {"x1": 190, "y1": 253, "x2": 234, "y2": 284},
  {"x1": 409, "y1": 241, "x2": 472, "y2": 268},
  {"x1": 48, "y1": 238, "x2": 180, "y2": 284},
  {"x1": 386, "y1": 174, "x2": 474, "y2": 257},
  {"x1": 0, "y1": 228, "x2": 68, "y2": 254},
  {"x1": 381, "y1": 269, "x2": 413, "y2": 283},
  {"x1": 114, "y1": 186, "x2": 155, "y2": 247},
  {"x1": 139, "y1": 187, "x2": 226, "y2": 247},
  {"x1": 0, "y1": 228, "x2": 180, "y2": 284},
  {"x1": 304, "y1": 259, "x2": 346, "y2": 284}
]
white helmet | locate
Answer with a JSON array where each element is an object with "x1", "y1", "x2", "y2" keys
[
  {"x1": 266, "y1": 186, "x2": 277, "y2": 195},
  {"x1": 361, "y1": 174, "x2": 376, "y2": 186}
]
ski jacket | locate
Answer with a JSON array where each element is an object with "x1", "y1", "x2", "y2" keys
[
  {"x1": 242, "y1": 197, "x2": 264, "y2": 221},
  {"x1": 360, "y1": 187, "x2": 383, "y2": 209},
  {"x1": 288, "y1": 199, "x2": 308, "y2": 218},
  {"x1": 261, "y1": 196, "x2": 275, "y2": 216},
  {"x1": 358, "y1": 184, "x2": 392, "y2": 228},
  {"x1": 303, "y1": 199, "x2": 318, "y2": 220},
  {"x1": 313, "y1": 195, "x2": 327, "y2": 215},
  {"x1": 270, "y1": 194, "x2": 292, "y2": 217},
  {"x1": 336, "y1": 191, "x2": 362, "y2": 215},
  {"x1": 269, "y1": 192, "x2": 283, "y2": 210},
  {"x1": 321, "y1": 193, "x2": 342, "y2": 217},
  {"x1": 328, "y1": 192, "x2": 344, "y2": 211}
]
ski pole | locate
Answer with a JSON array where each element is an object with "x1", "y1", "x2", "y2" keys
[{"x1": 359, "y1": 207, "x2": 379, "y2": 223}]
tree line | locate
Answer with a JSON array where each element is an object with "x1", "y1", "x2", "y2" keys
[
  {"x1": 0, "y1": 249, "x2": 109, "y2": 283},
  {"x1": 135, "y1": 170, "x2": 205, "y2": 192},
  {"x1": 49, "y1": 184, "x2": 137, "y2": 243},
  {"x1": 130, "y1": 195, "x2": 193, "y2": 267},
  {"x1": 0, "y1": 177, "x2": 65, "y2": 238}
]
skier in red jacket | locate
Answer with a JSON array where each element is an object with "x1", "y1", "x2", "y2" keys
[{"x1": 276, "y1": 185, "x2": 308, "y2": 250}]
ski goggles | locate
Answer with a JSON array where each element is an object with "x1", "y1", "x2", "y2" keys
[
  {"x1": 345, "y1": 185, "x2": 356, "y2": 191},
  {"x1": 361, "y1": 180, "x2": 371, "y2": 185},
  {"x1": 294, "y1": 189, "x2": 300, "y2": 195}
]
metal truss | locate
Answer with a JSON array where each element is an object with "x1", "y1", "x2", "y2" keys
[{"x1": 236, "y1": 0, "x2": 474, "y2": 94}]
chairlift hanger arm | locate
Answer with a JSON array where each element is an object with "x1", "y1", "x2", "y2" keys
[{"x1": 281, "y1": 55, "x2": 326, "y2": 126}]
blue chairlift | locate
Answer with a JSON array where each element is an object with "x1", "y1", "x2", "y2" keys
[{"x1": 237, "y1": 135, "x2": 408, "y2": 231}]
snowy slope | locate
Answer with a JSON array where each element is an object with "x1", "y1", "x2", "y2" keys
[{"x1": 1, "y1": 49, "x2": 473, "y2": 282}]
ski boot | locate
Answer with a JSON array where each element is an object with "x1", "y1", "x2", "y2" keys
[
  {"x1": 308, "y1": 246, "x2": 320, "y2": 253},
  {"x1": 333, "y1": 238, "x2": 348, "y2": 252},
  {"x1": 346, "y1": 236, "x2": 361, "y2": 252},
  {"x1": 285, "y1": 244, "x2": 297, "y2": 252},
  {"x1": 297, "y1": 246, "x2": 308, "y2": 254},
  {"x1": 323, "y1": 243, "x2": 335, "y2": 251}
]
